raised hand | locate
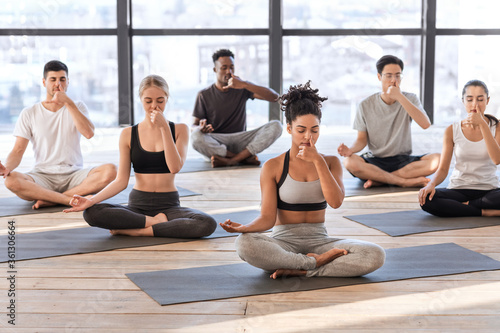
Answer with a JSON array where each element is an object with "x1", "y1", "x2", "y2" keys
[
  {"x1": 386, "y1": 79, "x2": 402, "y2": 98},
  {"x1": 63, "y1": 194, "x2": 94, "y2": 213},
  {"x1": 337, "y1": 143, "x2": 353, "y2": 157},
  {"x1": 223, "y1": 73, "x2": 246, "y2": 90},
  {"x1": 46, "y1": 84, "x2": 70, "y2": 105},
  {"x1": 219, "y1": 219, "x2": 245, "y2": 233},
  {"x1": 297, "y1": 135, "x2": 319, "y2": 162},
  {"x1": 150, "y1": 105, "x2": 168, "y2": 128},
  {"x1": 464, "y1": 110, "x2": 487, "y2": 128}
]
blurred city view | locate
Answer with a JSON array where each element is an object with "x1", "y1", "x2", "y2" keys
[{"x1": 1, "y1": 0, "x2": 500, "y2": 130}]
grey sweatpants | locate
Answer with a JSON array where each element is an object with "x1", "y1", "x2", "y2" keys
[
  {"x1": 191, "y1": 120, "x2": 282, "y2": 158},
  {"x1": 235, "y1": 223, "x2": 385, "y2": 277}
]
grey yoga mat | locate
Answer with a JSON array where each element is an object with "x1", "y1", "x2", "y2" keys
[
  {"x1": 180, "y1": 153, "x2": 275, "y2": 173},
  {"x1": 0, "y1": 209, "x2": 260, "y2": 262},
  {"x1": 343, "y1": 177, "x2": 450, "y2": 197},
  {"x1": 344, "y1": 210, "x2": 500, "y2": 236},
  {"x1": 0, "y1": 185, "x2": 200, "y2": 218},
  {"x1": 126, "y1": 243, "x2": 500, "y2": 306}
]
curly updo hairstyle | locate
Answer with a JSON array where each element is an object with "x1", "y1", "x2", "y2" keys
[{"x1": 279, "y1": 81, "x2": 328, "y2": 125}]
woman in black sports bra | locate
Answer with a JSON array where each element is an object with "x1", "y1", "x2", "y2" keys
[
  {"x1": 64, "y1": 75, "x2": 216, "y2": 238},
  {"x1": 220, "y1": 81, "x2": 385, "y2": 278}
]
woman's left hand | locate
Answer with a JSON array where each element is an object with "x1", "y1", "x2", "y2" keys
[{"x1": 297, "y1": 136, "x2": 319, "y2": 163}]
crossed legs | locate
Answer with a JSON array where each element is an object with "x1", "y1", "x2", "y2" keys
[
  {"x1": 4, "y1": 163, "x2": 116, "y2": 209},
  {"x1": 344, "y1": 153, "x2": 440, "y2": 188}
]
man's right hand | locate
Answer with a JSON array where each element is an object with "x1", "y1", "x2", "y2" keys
[
  {"x1": 0, "y1": 161, "x2": 11, "y2": 178},
  {"x1": 199, "y1": 119, "x2": 214, "y2": 133},
  {"x1": 337, "y1": 143, "x2": 353, "y2": 157}
]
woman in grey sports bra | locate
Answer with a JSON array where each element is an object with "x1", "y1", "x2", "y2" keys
[{"x1": 220, "y1": 81, "x2": 385, "y2": 279}]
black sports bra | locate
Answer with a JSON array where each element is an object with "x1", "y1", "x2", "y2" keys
[{"x1": 130, "y1": 122, "x2": 176, "y2": 174}]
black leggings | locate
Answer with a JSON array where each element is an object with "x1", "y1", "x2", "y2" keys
[
  {"x1": 420, "y1": 188, "x2": 500, "y2": 217},
  {"x1": 83, "y1": 189, "x2": 217, "y2": 238}
]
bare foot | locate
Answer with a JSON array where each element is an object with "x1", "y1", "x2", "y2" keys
[
  {"x1": 363, "y1": 179, "x2": 383, "y2": 188},
  {"x1": 270, "y1": 269, "x2": 307, "y2": 279},
  {"x1": 32, "y1": 199, "x2": 57, "y2": 209},
  {"x1": 241, "y1": 155, "x2": 261, "y2": 166},
  {"x1": 110, "y1": 227, "x2": 153, "y2": 237},
  {"x1": 308, "y1": 248, "x2": 348, "y2": 268},
  {"x1": 211, "y1": 155, "x2": 237, "y2": 168},
  {"x1": 401, "y1": 177, "x2": 430, "y2": 188},
  {"x1": 145, "y1": 212, "x2": 167, "y2": 227}
]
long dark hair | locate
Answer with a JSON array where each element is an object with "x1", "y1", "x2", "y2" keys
[{"x1": 462, "y1": 79, "x2": 498, "y2": 126}]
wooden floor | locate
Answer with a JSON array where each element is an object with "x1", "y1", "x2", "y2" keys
[{"x1": 1, "y1": 127, "x2": 500, "y2": 332}]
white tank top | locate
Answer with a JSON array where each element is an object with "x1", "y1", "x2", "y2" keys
[{"x1": 448, "y1": 121, "x2": 499, "y2": 190}]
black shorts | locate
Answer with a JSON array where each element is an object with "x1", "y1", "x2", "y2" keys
[{"x1": 360, "y1": 152, "x2": 425, "y2": 173}]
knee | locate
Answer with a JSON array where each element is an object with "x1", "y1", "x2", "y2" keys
[
  {"x1": 343, "y1": 155, "x2": 362, "y2": 174},
  {"x1": 235, "y1": 233, "x2": 260, "y2": 260},
  {"x1": 4, "y1": 174, "x2": 21, "y2": 193},
  {"x1": 83, "y1": 205, "x2": 102, "y2": 227},
  {"x1": 197, "y1": 214, "x2": 217, "y2": 237},
  {"x1": 366, "y1": 244, "x2": 386, "y2": 273},
  {"x1": 268, "y1": 120, "x2": 283, "y2": 138},
  {"x1": 101, "y1": 164, "x2": 117, "y2": 183},
  {"x1": 190, "y1": 129, "x2": 204, "y2": 147}
]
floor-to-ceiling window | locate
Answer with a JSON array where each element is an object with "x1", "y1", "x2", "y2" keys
[{"x1": 1, "y1": 0, "x2": 499, "y2": 128}]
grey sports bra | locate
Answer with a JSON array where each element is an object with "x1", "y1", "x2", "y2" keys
[{"x1": 277, "y1": 150, "x2": 327, "y2": 211}]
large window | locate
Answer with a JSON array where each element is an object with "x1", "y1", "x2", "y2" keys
[
  {"x1": 132, "y1": 36, "x2": 270, "y2": 127},
  {"x1": 283, "y1": 36, "x2": 420, "y2": 126},
  {"x1": 1, "y1": 0, "x2": 499, "y2": 128}
]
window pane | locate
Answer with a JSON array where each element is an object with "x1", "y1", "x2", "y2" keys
[
  {"x1": 0, "y1": 0, "x2": 116, "y2": 29},
  {"x1": 283, "y1": 0, "x2": 421, "y2": 29},
  {"x1": 434, "y1": 36, "x2": 500, "y2": 126},
  {"x1": 0, "y1": 36, "x2": 118, "y2": 127},
  {"x1": 132, "y1": 0, "x2": 268, "y2": 29},
  {"x1": 132, "y1": 36, "x2": 270, "y2": 127},
  {"x1": 283, "y1": 36, "x2": 421, "y2": 127},
  {"x1": 437, "y1": 0, "x2": 500, "y2": 28}
]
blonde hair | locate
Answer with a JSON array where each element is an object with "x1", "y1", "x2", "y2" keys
[{"x1": 139, "y1": 75, "x2": 170, "y2": 99}]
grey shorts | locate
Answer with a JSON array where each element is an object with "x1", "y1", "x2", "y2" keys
[{"x1": 26, "y1": 168, "x2": 93, "y2": 193}]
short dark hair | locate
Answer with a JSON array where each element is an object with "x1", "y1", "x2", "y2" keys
[
  {"x1": 212, "y1": 49, "x2": 234, "y2": 63},
  {"x1": 43, "y1": 60, "x2": 68, "y2": 79},
  {"x1": 376, "y1": 55, "x2": 404, "y2": 74},
  {"x1": 279, "y1": 81, "x2": 327, "y2": 124}
]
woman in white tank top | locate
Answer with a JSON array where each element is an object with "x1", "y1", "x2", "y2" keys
[{"x1": 419, "y1": 80, "x2": 500, "y2": 217}]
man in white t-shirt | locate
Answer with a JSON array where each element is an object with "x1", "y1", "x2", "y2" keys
[
  {"x1": 0, "y1": 60, "x2": 116, "y2": 209},
  {"x1": 337, "y1": 55, "x2": 440, "y2": 188}
]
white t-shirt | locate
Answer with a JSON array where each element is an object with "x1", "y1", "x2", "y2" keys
[
  {"x1": 13, "y1": 101, "x2": 89, "y2": 174},
  {"x1": 448, "y1": 121, "x2": 499, "y2": 190},
  {"x1": 353, "y1": 92, "x2": 424, "y2": 158}
]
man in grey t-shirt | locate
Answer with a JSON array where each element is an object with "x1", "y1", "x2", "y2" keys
[
  {"x1": 192, "y1": 49, "x2": 282, "y2": 167},
  {"x1": 337, "y1": 55, "x2": 440, "y2": 188}
]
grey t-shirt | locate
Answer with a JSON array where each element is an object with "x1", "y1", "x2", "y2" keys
[
  {"x1": 353, "y1": 92, "x2": 424, "y2": 158},
  {"x1": 192, "y1": 84, "x2": 254, "y2": 134}
]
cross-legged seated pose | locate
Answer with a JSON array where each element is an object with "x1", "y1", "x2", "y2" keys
[
  {"x1": 0, "y1": 60, "x2": 116, "y2": 209},
  {"x1": 64, "y1": 75, "x2": 216, "y2": 238},
  {"x1": 220, "y1": 81, "x2": 385, "y2": 279},
  {"x1": 338, "y1": 55, "x2": 440, "y2": 188},
  {"x1": 419, "y1": 80, "x2": 500, "y2": 217}
]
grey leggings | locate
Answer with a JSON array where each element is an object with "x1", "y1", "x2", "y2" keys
[
  {"x1": 236, "y1": 223, "x2": 385, "y2": 277},
  {"x1": 83, "y1": 189, "x2": 217, "y2": 238}
]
